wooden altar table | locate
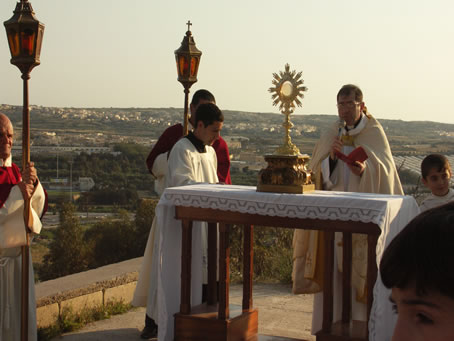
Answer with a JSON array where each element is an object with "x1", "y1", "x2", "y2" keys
[{"x1": 155, "y1": 184, "x2": 419, "y2": 341}]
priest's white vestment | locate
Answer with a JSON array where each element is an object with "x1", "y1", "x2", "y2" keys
[{"x1": 292, "y1": 113, "x2": 404, "y2": 336}]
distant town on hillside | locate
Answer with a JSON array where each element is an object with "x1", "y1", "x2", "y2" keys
[{"x1": 1, "y1": 103, "x2": 454, "y2": 192}]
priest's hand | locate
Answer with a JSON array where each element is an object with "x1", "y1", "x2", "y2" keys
[
  {"x1": 22, "y1": 162, "x2": 38, "y2": 186},
  {"x1": 330, "y1": 137, "x2": 343, "y2": 160},
  {"x1": 347, "y1": 160, "x2": 365, "y2": 176}
]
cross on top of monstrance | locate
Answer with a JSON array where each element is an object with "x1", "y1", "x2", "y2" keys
[
  {"x1": 268, "y1": 63, "x2": 307, "y2": 155},
  {"x1": 257, "y1": 63, "x2": 314, "y2": 194},
  {"x1": 186, "y1": 20, "x2": 192, "y2": 32}
]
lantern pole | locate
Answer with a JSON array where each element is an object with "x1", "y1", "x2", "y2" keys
[
  {"x1": 21, "y1": 69, "x2": 32, "y2": 341},
  {"x1": 174, "y1": 21, "x2": 202, "y2": 136},
  {"x1": 183, "y1": 87, "x2": 190, "y2": 135},
  {"x1": 4, "y1": 1, "x2": 44, "y2": 340}
]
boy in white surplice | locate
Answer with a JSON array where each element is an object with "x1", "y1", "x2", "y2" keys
[
  {"x1": 147, "y1": 103, "x2": 223, "y2": 341},
  {"x1": 419, "y1": 154, "x2": 454, "y2": 212},
  {"x1": 166, "y1": 102, "x2": 222, "y2": 189},
  {"x1": 166, "y1": 102, "x2": 222, "y2": 292}
]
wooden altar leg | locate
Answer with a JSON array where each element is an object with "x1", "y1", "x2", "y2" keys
[
  {"x1": 322, "y1": 231, "x2": 335, "y2": 333},
  {"x1": 218, "y1": 223, "x2": 230, "y2": 320},
  {"x1": 243, "y1": 224, "x2": 253, "y2": 312},
  {"x1": 367, "y1": 234, "x2": 378, "y2": 324},
  {"x1": 342, "y1": 232, "x2": 352, "y2": 323},
  {"x1": 180, "y1": 219, "x2": 193, "y2": 315},
  {"x1": 207, "y1": 222, "x2": 218, "y2": 305}
]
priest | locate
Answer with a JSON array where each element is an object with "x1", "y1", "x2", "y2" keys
[
  {"x1": 292, "y1": 85, "x2": 403, "y2": 333},
  {"x1": 0, "y1": 113, "x2": 47, "y2": 341}
]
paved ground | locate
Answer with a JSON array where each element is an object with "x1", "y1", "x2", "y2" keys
[{"x1": 50, "y1": 283, "x2": 315, "y2": 341}]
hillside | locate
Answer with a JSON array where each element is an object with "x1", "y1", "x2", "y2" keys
[{"x1": 1, "y1": 104, "x2": 454, "y2": 156}]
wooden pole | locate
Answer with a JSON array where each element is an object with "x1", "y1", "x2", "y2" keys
[
  {"x1": 20, "y1": 72, "x2": 32, "y2": 341},
  {"x1": 183, "y1": 87, "x2": 190, "y2": 136}
]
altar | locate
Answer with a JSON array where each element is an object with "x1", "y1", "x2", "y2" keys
[{"x1": 155, "y1": 184, "x2": 419, "y2": 341}]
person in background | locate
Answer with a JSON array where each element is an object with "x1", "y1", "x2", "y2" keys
[
  {"x1": 419, "y1": 154, "x2": 454, "y2": 212},
  {"x1": 0, "y1": 113, "x2": 47, "y2": 341},
  {"x1": 146, "y1": 89, "x2": 231, "y2": 194},
  {"x1": 380, "y1": 202, "x2": 454, "y2": 341}
]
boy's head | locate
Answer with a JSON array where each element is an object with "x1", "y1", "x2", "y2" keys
[
  {"x1": 380, "y1": 202, "x2": 454, "y2": 341},
  {"x1": 421, "y1": 154, "x2": 451, "y2": 196},
  {"x1": 193, "y1": 103, "x2": 224, "y2": 146}
]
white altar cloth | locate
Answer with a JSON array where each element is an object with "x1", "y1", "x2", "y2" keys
[{"x1": 155, "y1": 184, "x2": 420, "y2": 341}]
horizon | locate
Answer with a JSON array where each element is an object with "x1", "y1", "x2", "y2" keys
[{"x1": 1, "y1": 1, "x2": 454, "y2": 124}]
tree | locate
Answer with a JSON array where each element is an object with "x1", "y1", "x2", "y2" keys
[
  {"x1": 38, "y1": 202, "x2": 88, "y2": 280},
  {"x1": 134, "y1": 199, "x2": 158, "y2": 252},
  {"x1": 84, "y1": 210, "x2": 137, "y2": 267}
]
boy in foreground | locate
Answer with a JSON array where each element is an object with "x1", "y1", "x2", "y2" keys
[
  {"x1": 380, "y1": 202, "x2": 454, "y2": 341},
  {"x1": 419, "y1": 154, "x2": 454, "y2": 212}
]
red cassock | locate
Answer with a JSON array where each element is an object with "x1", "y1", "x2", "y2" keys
[
  {"x1": 0, "y1": 163, "x2": 48, "y2": 215},
  {"x1": 0, "y1": 163, "x2": 21, "y2": 208},
  {"x1": 146, "y1": 123, "x2": 231, "y2": 184}
]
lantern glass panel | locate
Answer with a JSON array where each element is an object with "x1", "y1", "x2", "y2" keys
[
  {"x1": 190, "y1": 57, "x2": 198, "y2": 77},
  {"x1": 35, "y1": 29, "x2": 43, "y2": 57},
  {"x1": 179, "y1": 55, "x2": 189, "y2": 77},
  {"x1": 21, "y1": 28, "x2": 35, "y2": 56},
  {"x1": 7, "y1": 29, "x2": 20, "y2": 57}
]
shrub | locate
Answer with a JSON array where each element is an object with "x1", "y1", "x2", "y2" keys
[
  {"x1": 229, "y1": 225, "x2": 293, "y2": 283},
  {"x1": 84, "y1": 209, "x2": 136, "y2": 267},
  {"x1": 134, "y1": 199, "x2": 158, "y2": 252},
  {"x1": 37, "y1": 300, "x2": 132, "y2": 341},
  {"x1": 38, "y1": 203, "x2": 88, "y2": 281}
]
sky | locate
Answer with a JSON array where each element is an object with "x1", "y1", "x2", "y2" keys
[{"x1": 1, "y1": 0, "x2": 453, "y2": 124}]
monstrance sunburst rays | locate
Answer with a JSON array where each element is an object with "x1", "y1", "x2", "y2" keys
[
  {"x1": 269, "y1": 63, "x2": 307, "y2": 113},
  {"x1": 268, "y1": 64, "x2": 308, "y2": 155}
]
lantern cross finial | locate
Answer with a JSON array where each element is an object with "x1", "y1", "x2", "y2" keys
[{"x1": 186, "y1": 20, "x2": 192, "y2": 32}]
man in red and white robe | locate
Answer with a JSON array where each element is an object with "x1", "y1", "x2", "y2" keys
[{"x1": 0, "y1": 113, "x2": 47, "y2": 341}]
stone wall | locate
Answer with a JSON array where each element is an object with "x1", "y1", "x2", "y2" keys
[{"x1": 35, "y1": 257, "x2": 142, "y2": 327}]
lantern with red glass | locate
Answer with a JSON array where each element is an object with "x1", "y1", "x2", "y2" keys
[
  {"x1": 174, "y1": 21, "x2": 202, "y2": 135},
  {"x1": 4, "y1": 0, "x2": 44, "y2": 75}
]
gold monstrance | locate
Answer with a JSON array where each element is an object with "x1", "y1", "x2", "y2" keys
[{"x1": 257, "y1": 64, "x2": 315, "y2": 193}]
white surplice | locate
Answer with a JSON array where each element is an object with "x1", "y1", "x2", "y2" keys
[
  {"x1": 155, "y1": 137, "x2": 218, "y2": 341},
  {"x1": 132, "y1": 152, "x2": 168, "y2": 321},
  {"x1": 419, "y1": 188, "x2": 454, "y2": 212}
]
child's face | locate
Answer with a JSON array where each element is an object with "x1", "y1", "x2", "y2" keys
[
  {"x1": 391, "y1": 287, "x2": 454, "y2": 341},
  {"x1": 422, "y1": 167, "x2": 451, "y2": 197}
]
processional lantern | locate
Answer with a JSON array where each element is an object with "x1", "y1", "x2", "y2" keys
[
  {"x1": 4, "y1": 0, "x2": 44, "y2": 75},
  {"x1": 257, "y1": 64, "x2": 315, "y2": 193},
  {"x1": 4, "y1": 1, "x2": 44, "y2": 340},
  {"x1": 174, "y1": 20, "x2": 202, "y2": 135}
]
